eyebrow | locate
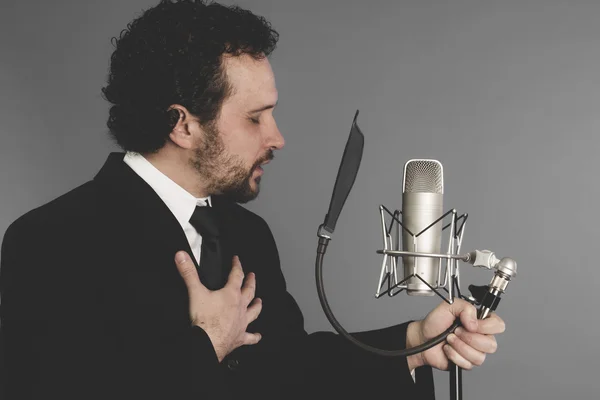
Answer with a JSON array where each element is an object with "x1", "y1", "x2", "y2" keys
[{"x1": 248, "y1": 101, "x2": 278, "y2": 114}]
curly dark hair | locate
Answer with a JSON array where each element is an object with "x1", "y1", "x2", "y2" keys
[{"x1": 101, "y1": 0, "x2": 279, "y2": 153}]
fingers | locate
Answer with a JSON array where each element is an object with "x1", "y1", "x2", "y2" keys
[
  {"x1": 446, "y1": 332, "x2": 486, "y2": 368},
  {"x1": 175, "y1": 251, "x2": 208, "y2": 296},
  {"x1": 477, "y1": 313, "x2": 506, "y2": 335},
  {"x1": 454, "y1": 327, "x2": 498, "y2": 354},
  {"x1": 223, "y1": 255, "x2": 259, "y2": 309},
  {"x1": 446, "y1": 332, "x2": 488, "y2": 369},
  {"x1": 245, "y1": 297, "x2": 263, "y2": 325},
  {"x1": 448, "y1": 299, "x2": 479, "y2": 332},
  {"x1": 225, "y1": 256, "x2": 245, "y2": 289},
  {"x1": 242, "y1": 331, "x2": 262, "y2": 346},
  {"x1": 241, "y1": 272, "x2": 257, "y2": 305},
  {"x1": 443, "y1": 344, "x2": 474, "y2": 370}
]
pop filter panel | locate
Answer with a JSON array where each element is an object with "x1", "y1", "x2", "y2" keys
[{"x1": 322, "y1": 110, "x2": 364, "y2": 234}]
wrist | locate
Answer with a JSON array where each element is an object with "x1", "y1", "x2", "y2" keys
[
  {"x1": 210, "y1": 339, "x2": 227, "y2": 363},
  {"x1": 199, "y1": 326, "x2": 227, "y2": 363},
  {"x1": 190, "y1": 324, "x2": 227, "y2": 363},
  {"x1": 214, "y1": 347, "x2": 226, "y2": 363},
  {"x1": 406, "y1": 321, "x2": 426, "y2": 371}
]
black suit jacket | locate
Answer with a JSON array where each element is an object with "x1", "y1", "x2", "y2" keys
[{"x1": 0, "y1": 153, "x2": 435, "y2": 399}]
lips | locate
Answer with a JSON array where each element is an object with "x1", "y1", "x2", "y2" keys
[
  {"x1": 256, "y1": 159, "x2": 270, "y2": 171},
  {"x1": 254, "y1": 151, "x2": 274, "y2": 173}
]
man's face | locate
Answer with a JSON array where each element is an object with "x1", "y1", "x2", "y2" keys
[{"x1": 191, "y1": 54, "x2": 284, "y2": 203}]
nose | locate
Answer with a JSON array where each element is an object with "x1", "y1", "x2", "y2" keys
[{"x1": 266, "y1": 120, "x2": 285, "y2": 150}]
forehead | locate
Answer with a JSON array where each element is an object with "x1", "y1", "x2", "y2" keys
[{"x1": 222, "y1": 54, "x2": 277, "y2": 107}]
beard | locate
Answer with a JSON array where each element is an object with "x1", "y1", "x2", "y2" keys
[{"x1": 190, "y1": 121, "x2": 274, "y2": 204}]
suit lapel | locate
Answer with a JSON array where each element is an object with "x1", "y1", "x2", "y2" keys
[
  {"x1": 93, "y1": 152, "x2": 198, "y2": 269},
  {"x1": 93, "y1": 153, "x2": 240, "y2": 289}
]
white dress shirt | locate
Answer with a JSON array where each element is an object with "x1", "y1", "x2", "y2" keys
[{"x1": 123, "y1": 151, "x2": 211, "y2": 264}]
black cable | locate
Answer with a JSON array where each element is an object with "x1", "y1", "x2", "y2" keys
[{"x1": 316, "y1": 236, "x2": 460, "y2": 357}]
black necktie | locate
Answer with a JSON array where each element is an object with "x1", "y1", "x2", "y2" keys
[{"x1": 189, "y1": 203, "x2": 223, "y2": 290}]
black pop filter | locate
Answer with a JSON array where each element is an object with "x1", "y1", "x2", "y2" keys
[{"x1": 322, "y1": 110, "x2": 364, "y2": 235}]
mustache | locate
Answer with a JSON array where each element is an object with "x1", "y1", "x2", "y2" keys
[{"x1": 252, "y1": 150, "x2": 275, "y2": 170}]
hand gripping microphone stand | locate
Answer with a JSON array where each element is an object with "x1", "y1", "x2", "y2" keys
[{"x1": 315, "y1": 110, "x2": 517, "y2": 400}]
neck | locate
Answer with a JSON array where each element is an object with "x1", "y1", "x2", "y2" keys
[{"x1": 143, "y1": 146, "x2": 209, "y2": 198}]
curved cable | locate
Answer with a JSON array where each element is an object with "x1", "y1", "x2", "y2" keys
[{"x1": 316, "y1": 236, "x2": 460, "y2": 357}]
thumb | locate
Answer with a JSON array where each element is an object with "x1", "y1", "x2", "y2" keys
[
  {"x1": 174, "y1": 251, "x2": 207, "y2": 295},
  {"x1": 450, "y1": 299, "x2": 479, "y2": 332}
]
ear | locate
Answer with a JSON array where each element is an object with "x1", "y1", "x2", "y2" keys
[{"x1": 167, "y1": 104, "x2": 199, "y2": 150}]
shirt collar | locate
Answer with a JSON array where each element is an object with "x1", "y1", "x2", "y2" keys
[{"x1": 123, "y1": 151, "x2": 211, "y2": 228}]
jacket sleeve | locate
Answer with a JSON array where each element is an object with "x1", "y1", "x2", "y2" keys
[
  {"x1": 0, "y1": 220, "x2": 229, "y2": 400},
  {"x1": 303, "y1": 322, "x2": 435, "y2": 399},
  {"x1": 255, "y1": 217, "x2": 435, "y2": 399}
]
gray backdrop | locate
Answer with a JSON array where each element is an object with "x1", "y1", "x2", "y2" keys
[{"x1": 1, "y1": 0, "x2": 598, "y2": 399}]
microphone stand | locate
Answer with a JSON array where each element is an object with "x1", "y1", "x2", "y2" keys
[
  {"x1": 447, "y1": 244, "x2": 461, "y2": 400},
  {"x1": 375, "y1": 206, "x2": 515, "y2": 400},
  {"x1": 376, "y1": 206, "x2": 471, "y2": 400},
  {"x1": 448, "y1": 266, "x2": 462, "y2": 400},
  {"x1": 441, "y1": 219, "x2": 462, "y2": 400},
  {"x1": 450, "y1": 364, "x2": 462, "y2": 400},
  {"x1": 447, "y1": 248, "x2": 464, "y2": 400}
]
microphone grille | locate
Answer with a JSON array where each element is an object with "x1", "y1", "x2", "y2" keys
[{"x1": 403, "y1": 159, "x2": 444, "y2": 194}]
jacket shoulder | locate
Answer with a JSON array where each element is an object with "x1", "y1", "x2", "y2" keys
[
  {"x1": 3, "y1": 180, "x2": 99, "y2": 241},
  {"x1": 226, "y1": 202, "x2": 275, "y2": 236},
  {"x1": 231, "y1": 202, "x2": 267, "y2": 224}
]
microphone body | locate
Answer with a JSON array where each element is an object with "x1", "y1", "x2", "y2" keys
[{"x1": 402, "y1": 159, "x2": 444, "y2": 296}]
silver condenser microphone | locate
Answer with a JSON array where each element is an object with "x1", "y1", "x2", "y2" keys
[{"x1": 402, "y1": 159, "x2": 444, "y2": 296}]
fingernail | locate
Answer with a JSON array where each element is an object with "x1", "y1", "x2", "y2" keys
[
  {"x1": 175, "y1": 252, "x2": 187, "y2": 264},
  {"x1": 447, "y1": 334, "x2": 456, "y2": 343},
  {"x1": 455, "y1": 327, "x2": 464, "y2": 336}
]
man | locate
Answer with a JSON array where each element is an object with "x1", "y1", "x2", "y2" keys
[{"x1": 0, "y1": 1, "x2": 505, "y2": 399}]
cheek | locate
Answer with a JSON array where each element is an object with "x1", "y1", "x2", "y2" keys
[
  {"x1": 217, "y1": 117, "x2": 263, "y2": 161},
  {"x1": 223, "y1": 134, "x2": 260, "y2": 164},
  {"x1": 226, "y1": 127, "x2": 263, "y2": 152}
]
